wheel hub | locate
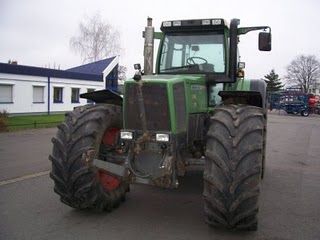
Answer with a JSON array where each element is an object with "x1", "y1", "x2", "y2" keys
[
  {"x1": 98, "y1": 171, "x2": 120, "y2": 191},
  {"x1": 98, "y1": 127, "x2": 121, "y2": 192},
  {"x1": 102, "y1": 127, "x2": 120, "y2": 146}
]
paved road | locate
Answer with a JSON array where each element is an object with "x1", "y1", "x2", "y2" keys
[
  {"x1": 0, "y1": 128, "x2": 56, "y2": 181},
  {"x1": 0, "y1": 113, "x2": 320, "y2": 240}
]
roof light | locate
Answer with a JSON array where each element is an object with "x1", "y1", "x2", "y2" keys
[
  {"x1": 172, "y1": 21, "x2": 181, "y2": 26},
  {"x1": 212, "y1": 19, "x2": 222, "y2": 25},
  {"x1": 162, "y1": 21, "x2": 172, "y2": 27},
  {"x1": 202, "y1": 19, "x2": 211, "y2": 25}
]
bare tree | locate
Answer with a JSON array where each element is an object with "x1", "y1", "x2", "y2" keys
[
  {"x1": 286, "y1": 55, "x2": 320, "y2": 93},
  {"x1": 118, "y1": 65, "x2": 127, "y2": 81},
  {"x1": 70, "y1": 13, "x2": 121, "y2": 63}
]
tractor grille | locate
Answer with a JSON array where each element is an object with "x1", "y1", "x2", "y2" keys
[
  {"x1": 125, "y1": 83, "x2": 170, "y2": 131},
  {"x1": 173, "y1": 82, "x2": 186, "y2": 131}
]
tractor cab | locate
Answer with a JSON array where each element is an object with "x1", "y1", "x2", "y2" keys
[
  {"x1": 141, "y1": 18, "x2": 271, "y2": 83},
  {"x1": 158, "y1": 19, "x2": 227, "y2": 76}
]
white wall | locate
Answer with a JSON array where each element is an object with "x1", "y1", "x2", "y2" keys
[
  {"x1": 49, "y1": 77, "x2": 104, "y2": 113},
  {"x1": 0, "y1": 73, "x2": 104, "y2": 114}
]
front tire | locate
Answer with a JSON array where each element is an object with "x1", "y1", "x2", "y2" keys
[
  {"x1": 204, "y1": 105, "x2": 264, "y2": 230},
  {"x1": 301, "y1": 109, "x2": 309, "y2": 117},
  {"x1": 49, "y1": 104, "x2": 129, "y2": 211}
]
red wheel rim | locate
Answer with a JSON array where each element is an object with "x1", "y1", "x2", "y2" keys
[
  {"x1": 102, "y1": 127, "x2": 120, "y2": 146},
  {"x1": 98, "y1": 128, "x2": 121, "y2": 192},
  {"x1": 98, "y1": 170, "x2": 121, "y2": 191}
]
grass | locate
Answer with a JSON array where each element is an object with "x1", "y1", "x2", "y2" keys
[{"x1": 6, "y1": 114, "x2": 65, "y2": 131}]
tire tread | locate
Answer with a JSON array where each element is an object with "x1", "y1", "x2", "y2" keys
[
  {"x1": 50, "y1": 104, "x2": 128, "y2": 211},
  {"x1": 204, "y1": 104, "x2": 264, "y2": 230}
]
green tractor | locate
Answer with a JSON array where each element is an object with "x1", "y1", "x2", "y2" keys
[{"x1": 50, "y1": 18, "x2": 271, "y2": 230}]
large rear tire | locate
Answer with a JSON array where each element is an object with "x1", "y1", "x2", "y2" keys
[
  {"x1": 204, "y1": 105, "x2": 264, "y2": 230},
  {"x1": 49, "y1": 104, "x2": 129, "y2": 211}
]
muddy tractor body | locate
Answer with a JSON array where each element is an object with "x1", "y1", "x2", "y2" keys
[{"x1": 50, "y1": 18, "x2": 271, "y2": 230}]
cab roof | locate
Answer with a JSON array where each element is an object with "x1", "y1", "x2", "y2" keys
[{"x1": 160, "y1": 18, "x2": 229, "y2": 32}]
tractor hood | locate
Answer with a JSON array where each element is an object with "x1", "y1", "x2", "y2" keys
[{"x1": 126, "y1": 74, "x2": 206, "y2": 85}]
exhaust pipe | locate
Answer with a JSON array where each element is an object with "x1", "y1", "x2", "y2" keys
[{"x1": 144, "y1": 17, "x2": 154, "y2": 75}]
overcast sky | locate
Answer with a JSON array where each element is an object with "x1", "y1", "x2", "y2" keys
[{"x1": 1, "y1": 0, "x2": 319, "y2": 79}]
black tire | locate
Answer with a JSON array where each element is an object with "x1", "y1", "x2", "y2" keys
[
  {"x1": 49, "y1": 104, "x2": 129, "y2": 211},
  {"x1": 300, "y1": 110, "x2": 309, "y2": 117},
  {"x1": 261, "y1": 115, "x2": 267, "y2": 179},
  {"x1": 204, "y1": 105, "x2": 264, "y2": 230}
]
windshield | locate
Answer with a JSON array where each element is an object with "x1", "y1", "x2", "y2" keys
[{"x1": 159, "y1": 33, "x2": 225, "y2": 74}]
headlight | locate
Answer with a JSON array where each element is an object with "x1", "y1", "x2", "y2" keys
[
  {"x1": 156, "y1": 133, "x2": 169, "y2": 142},
  {"x1": 120, "y1": 131, "x2": 133, "y2": 140}
]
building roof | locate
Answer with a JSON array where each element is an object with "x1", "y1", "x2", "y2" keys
[
  {"x1": 67, "y1": 57, "x2": 116, "y2": 75},
  {"x1": 0, "y1": 62, "x2": 102, "y2": 81}
]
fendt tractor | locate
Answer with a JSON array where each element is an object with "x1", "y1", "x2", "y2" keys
[{"x1": 50, "y1": 18, "x2": 271, "y2": 230}]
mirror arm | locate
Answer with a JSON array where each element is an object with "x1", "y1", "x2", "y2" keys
[{"x1": 238, "y1": 26, "x2": 271, "y2": 35}]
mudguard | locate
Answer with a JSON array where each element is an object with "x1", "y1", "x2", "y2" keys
[
  {"x1": 80, "y1": 89, "x2": 123, "y2": 106},
  {"x1": 219, "y1": 79, "x2": 267, "y2": 110},
  {"x1": 250, "y1": 79, "x2": 267, "y2": 109}
]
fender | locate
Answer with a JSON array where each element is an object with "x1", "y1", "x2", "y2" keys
[
  {"x1": 219, "y1": 79, "x2": 267, "y2": 110},
  {"x1": 80, "y1": 89, "x2": 123, "y2": 106}
]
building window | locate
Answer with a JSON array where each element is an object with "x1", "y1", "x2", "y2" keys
[
  {"x1": 33, "y1": 86, "x2": 45, "y2": 103},
  {"x1": 71, "y1": 88, "x2": 80, "y2": 103},
  {"x1": 53, "y1": 87, "x2": 63, "y2": 103},
  {"x1": 0, "y1": 84, "x2": 13, "y2": 103},
  {"x1": 87, "y1": 88, "x2": 95, "y2": 103}
]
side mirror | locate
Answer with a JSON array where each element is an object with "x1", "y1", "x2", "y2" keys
[{"x1": 259, "y1": 32, "x2": 271, "y2": 51}]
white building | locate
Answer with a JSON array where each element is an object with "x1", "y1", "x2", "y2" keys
[
  {"x1": 0, "y1": 56, "x2": 119, "y2": 115},
  {"x1": 309, "y1": 82, "x2": 320, "y2": 95}
]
